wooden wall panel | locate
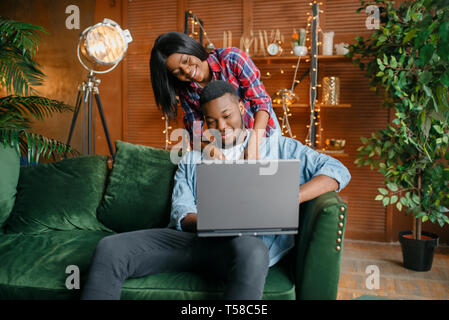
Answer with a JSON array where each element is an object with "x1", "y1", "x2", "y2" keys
[{"x1": 125, "y1": 0, "x2": 178, "y2": 147}]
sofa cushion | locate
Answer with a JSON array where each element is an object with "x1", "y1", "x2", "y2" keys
[
  {"x1": 0, "y1": 144, "x2": 20, "y2": 231},
  {"x1": 0, "y1": 230, "x2": 111, "y2": 299},
  {"x1": 97, "y1": 140, "x2": 178, "y2": 233},
  {"x1": 120, "y1": 257, "x2": 296, "y2": 300},
  {"x1": 4, "y1": 155, "x2": 112, "y2": 234}
]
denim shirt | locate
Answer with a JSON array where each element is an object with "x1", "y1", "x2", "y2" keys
[{"x1": 168, "y1": 132, "x2": 351, "y2": 267}]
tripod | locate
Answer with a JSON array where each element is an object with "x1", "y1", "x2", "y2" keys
[{"x1": 66, "y1": 71, "x2": 114, "y2": 159}]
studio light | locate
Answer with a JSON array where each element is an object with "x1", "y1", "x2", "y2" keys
[
  {"x1": 67, "y1": 19, "x2": 132, "y2": 159},
  {"x1": 78, "y1": 18, "x2": 132, "y2": 73}
]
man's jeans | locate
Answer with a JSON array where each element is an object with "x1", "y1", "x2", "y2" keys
[{"x1": 81, "y1": 228, "x2": 270, "y2": 300}]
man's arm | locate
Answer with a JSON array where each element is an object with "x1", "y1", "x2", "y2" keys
[
  {"x1": 298, "y1": 174, "x2": 339, "y2": 204},
  {"x1": 169, "y1": 153, "x2": 198, "y2": 231}
]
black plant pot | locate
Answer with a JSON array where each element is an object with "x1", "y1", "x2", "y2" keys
[{"x1": 398, "y1": 230, "x2": 439, "y2": 272}]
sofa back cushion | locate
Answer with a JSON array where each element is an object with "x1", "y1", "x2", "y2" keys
[
  {"x1": 4, "y1": 155, "x2": 112, "y2": 234},
  {"x1": 96, "y1": 140, "x2": 177, "y2": 233},
  {"x1": 0, "y1": 144, "x2": 20, "y2": 231}
]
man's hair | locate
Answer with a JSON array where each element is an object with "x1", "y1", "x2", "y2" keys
[{"x1": 199, "y1": 80, "x2": 239, "y2": 108}]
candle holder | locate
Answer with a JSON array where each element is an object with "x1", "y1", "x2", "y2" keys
[{"x1": 322, "y1": 76, "x2": 340, "y2": 105}]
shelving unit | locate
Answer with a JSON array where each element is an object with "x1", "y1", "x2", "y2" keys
[
  {"x1": 250, "y1": 3, "x2": 351, "y2": 158},
  {"x1": 252, "y1": 55, "x2": 350, "y2": 64},
  {"x1": 273, "y1": 103, "x2": 351, "y2": 109}
]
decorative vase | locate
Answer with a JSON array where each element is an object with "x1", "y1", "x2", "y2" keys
[
  {"x1": 322, "y1": 31, "x2": 334, "y2": 55},
  {"x1": 322, "y1": 76, "x2": 340, "y2": 105},
  {"x1": 293, "y1": 45, "x2": 307, "y2": 56}
]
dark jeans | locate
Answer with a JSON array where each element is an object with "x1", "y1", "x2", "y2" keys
[{"x1": 80, "y1": 228, "x2": 270, "y2": 300}]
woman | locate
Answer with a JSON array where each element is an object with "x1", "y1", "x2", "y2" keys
[{"x1": 150, "y1": 32, "x2": 281, "y2": 159}]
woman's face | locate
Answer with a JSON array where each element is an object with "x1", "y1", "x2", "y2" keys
[{"x1": 166, "y1": 53, "x2": 210, "y2": 83}]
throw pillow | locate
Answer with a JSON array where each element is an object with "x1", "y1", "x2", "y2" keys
[
  {"x1": 0, "y1": 144, "x2": 20, "y2": 229},
  {"x1": 5, "y1": 155, "x2": 113, "y2": 234},
  {"x1": 97, "y1": 140, "x2": 177, "y2": 232}
]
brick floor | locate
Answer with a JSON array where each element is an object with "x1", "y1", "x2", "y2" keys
[{"x1": 337, "y1": 240, "x2": 449, "y2": 300}]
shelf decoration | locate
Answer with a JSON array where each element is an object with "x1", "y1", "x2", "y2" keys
[
  {"x1": 322, "y1": 76, "x2": 340, "y2": 105},
  {"x1": 292, "y1": 28, "x2": 307, "y2": 56}
]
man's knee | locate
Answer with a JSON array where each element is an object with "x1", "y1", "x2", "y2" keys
[
  {"x1": 232, "y1": 236, "x2": 270, "y2": 268},
  {"x1": 94, "y1": 234, "x2": 127, "y2": 263}
]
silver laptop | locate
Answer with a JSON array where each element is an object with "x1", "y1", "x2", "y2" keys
[{"x1": 196, "y1": 159, "x2": 300, "y2": 237}]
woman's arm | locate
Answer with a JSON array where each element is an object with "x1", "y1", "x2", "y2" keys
[{"x1": 245, "y1": 110, "x2": 269, "y2": 159}]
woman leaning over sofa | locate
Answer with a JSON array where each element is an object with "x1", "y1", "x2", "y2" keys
[{"x1": 149, "y1": 32, "x2": 281, "y2": 160}]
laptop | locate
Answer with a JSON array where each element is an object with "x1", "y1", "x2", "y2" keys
[{"x1": 196, "y1": 159, "x2": 300, "y2": 237}]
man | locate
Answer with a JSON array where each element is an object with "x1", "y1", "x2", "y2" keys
[{"x1": 81, "y1": 80, "x2": 350, "y2": 300}]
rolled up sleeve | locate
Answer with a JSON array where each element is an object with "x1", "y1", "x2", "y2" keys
[
  {"x1": 169, "y1": 154, "x2": 198, "y2": 231},
  {"x1": 281, "y1": 137, "x2": 351, "y2": 192}
]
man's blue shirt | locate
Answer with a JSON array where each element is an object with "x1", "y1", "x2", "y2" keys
[{"x1": 168, "y1": 132, "x2": 351, "y2": 267}]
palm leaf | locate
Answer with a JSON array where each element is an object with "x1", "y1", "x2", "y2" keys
[
  {"x1": 1, "y1": 128, "x2": 80, "y2": 163},
  {"x1": 0, "y1": 95, "x2": 74, "y2": 123},
  {"x1": 0, "y1": 16, "x2": 47, "y2": 95}
]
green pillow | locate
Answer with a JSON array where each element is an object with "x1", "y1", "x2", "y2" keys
[
  {"x1": 5, "y1": 155, "x2": 113, "y2": 234},
  {"x1": 0, "y1": 144, "x2": 20, "y2": 230},
  {"x1": 97, "y1": 140, "x2": 177, "y2": 233}
]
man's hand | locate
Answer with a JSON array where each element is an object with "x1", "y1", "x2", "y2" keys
[{"x1": 181, "y1": 213, "x2": 197, "y2": 232}]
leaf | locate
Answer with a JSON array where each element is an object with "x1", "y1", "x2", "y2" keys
[
  {"x1": 390, "y1": 195, "x2": 398, "y2": 204},
  {"x1": 396, "y1": 202, "x2": 403, "y2": 211},
  {"x1": 382, "y1": 197, "x2": 390, "y2": 207},
  {"x1": 418, "y1": 71, "x2": 432, "y2": 85},
  {"x1": 419, "y1": 44, "x2": 434, "y2": 66},
  {"x1": 378, "y1": 188, "x2": 389, "y2": 195},
  {"x1": 375, "y1": 195, "x2": 384, "y2": 201},
  {"x1": 422, "y1": 215, "x2": 429, "y2": 222},
  {"x1": 441, "y1": 70, "x2": 449, "y2": 86},
  {"x1": 387, "y1": 183, "x2": 398, "y2": 192},
  {"x1": 412, "y1": 194, "x2": 420, "y2": 205},
  {"x1": 402, "y1": 28, "x2": 417, "y2": 44}
]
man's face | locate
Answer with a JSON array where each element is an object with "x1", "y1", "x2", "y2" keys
[{"x1": 202, "y1": 93, "x2": 245, "y2": 148}]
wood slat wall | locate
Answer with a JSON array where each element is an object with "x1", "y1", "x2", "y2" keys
[{"x1": 124, "y1": 0, "x2": 393, "y2": 241}]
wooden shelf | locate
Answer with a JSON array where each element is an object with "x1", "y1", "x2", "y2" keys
[
  {"x1": 319, "y1": 149, "x2": 349, "y2": 157},
  {"x1": 252, "y1": 55, "x2": 351, "y2": 64},
  {"x1": 273, "y1": 103, "x2": 351, "y2": 109}
]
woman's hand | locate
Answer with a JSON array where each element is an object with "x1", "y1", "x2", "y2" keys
[
  {"x1": 201, "y1": 140, "x2": 226, "y2": 160},
  {"x1": 244, "y1": 133, "x2": 260, "y2": 160}
]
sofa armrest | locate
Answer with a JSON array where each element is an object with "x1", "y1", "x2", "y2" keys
[{"x1": 294, "y1": 191, "x2": 347, "y2": 300}]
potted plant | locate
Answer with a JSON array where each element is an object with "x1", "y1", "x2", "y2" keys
[
  {"x1": 0, "y1": 17, "x2": 77, "y2": 163},
  {"x1": 347, "y1": 0, "x2": 449, "y2": 271},
  {"x1": 292, "y1": 28, "x2": 307, "y2": 56}
]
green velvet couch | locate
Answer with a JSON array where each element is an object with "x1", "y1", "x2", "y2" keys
[{"x1": 0, "y1": 141, "x2": 348, "y2": 300}]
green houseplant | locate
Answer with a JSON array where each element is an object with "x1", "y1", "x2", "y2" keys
[
  {"x1": 0, "y1": 17, "x2": 76, "y2": 163},
  {"x1": 346, "y1": 0, "x2": 449, "y2": 271}
]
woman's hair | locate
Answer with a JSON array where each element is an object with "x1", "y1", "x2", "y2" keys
[{"x1": 150, "y1": 32, "x2": 209, "y2": 119}]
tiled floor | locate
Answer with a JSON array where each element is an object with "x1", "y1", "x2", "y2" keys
[{"x1": 337, "y1": 239, "x2": 449, "y2": 300}]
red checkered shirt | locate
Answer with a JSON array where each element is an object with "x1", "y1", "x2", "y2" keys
[{"x1": 176, "y1": 47, "x2": 276, "y2": 140}]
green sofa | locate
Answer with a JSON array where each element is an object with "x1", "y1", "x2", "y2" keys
[{"x1": 0, "y1": 140, "x2": 348, "y2": 300}]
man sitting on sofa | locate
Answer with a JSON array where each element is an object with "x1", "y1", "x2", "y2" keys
[{"x1": 81, "y1": 80, "x2": 351, "y2": 300}]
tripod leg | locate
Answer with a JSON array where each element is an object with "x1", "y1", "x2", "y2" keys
[
  {"x1": 65, "y1": 89, "x2": 82, "y2": 158},
  {"x1": 87, "y1": 89, "x2": 93, "y2": 155},
  {"x1": 66, "y1": 90, "x2": 82, "y2": 146},
  {"x1": 93, "y1": 92, "x2": 115, "y2": 159}
]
